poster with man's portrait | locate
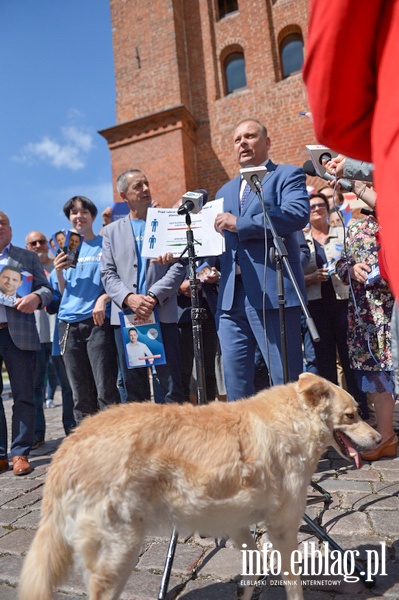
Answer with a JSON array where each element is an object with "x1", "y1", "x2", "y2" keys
[
  {"x1": 50, "y1": 230, "x2": 67, "y2": 255},
  {"x1": 0, "y1": 264, "x2": 33, "y2": 308},
  {"x1": 119, "y1": 310, "x2": 166, "y2": 369},
  {"x1": 63, "y1": 230, "x2": 83, "y2": 268}
]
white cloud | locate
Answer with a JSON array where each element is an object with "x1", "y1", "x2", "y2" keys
[
  {"x1": 62, "y1": 126, "x2": 93, "y2": 153},
  {"x1": 15, "y1": 124, "x2": 94, "y2": 171}
]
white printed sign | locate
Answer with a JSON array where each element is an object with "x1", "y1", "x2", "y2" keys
[{"x1": 142, "y1": 199, "x2": 225, "y2": 258}]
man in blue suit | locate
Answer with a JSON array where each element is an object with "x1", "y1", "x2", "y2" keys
[
  {"x1": 214, "y1": 119, "x2": 309, "y2": 400},
  {"x1": 0, "y1": 211, "x2": 53, "y2": 475}
]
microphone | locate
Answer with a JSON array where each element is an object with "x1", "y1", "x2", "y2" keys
[
  {"x1": 240, "y1": 165, "x2": 268, "y2": 193},
  {"x1": 302, "y1": 160, "x2": 353, "y2": 192},
  {"x1": 318, "y1": 151, "x2": 335, "y2": 164},
  {"x1": 177, "y1": 189, "x2": 208, "y2": 215}
]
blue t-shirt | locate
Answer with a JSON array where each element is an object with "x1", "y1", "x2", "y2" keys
[
  {"x1": 130, "y1": 219, "x2": 146, "y2": 294},
  {"x1": 58, "y1": 235, "x2": 109, "y2": 323}
]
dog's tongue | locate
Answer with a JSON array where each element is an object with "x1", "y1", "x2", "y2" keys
[
  {"x1": 341, "y1": 432, "x2": 362, "y2": 469},
  {"x1": 351, "y1": 448, "x2": 362, "y2": 470}
]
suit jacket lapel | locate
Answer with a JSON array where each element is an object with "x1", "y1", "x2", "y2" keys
[
  {"x1": 123, "y1": 214, "x2": 151, "y2": 279},
  {"x1": 8, "y1": 245, "x2": 24, "y2": 269},
  {"x1": 226, "y1": 177, "x2": 241, "y2": 217}
]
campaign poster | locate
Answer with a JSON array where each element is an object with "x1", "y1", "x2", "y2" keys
[
  {"x1": 0, "y1": 264, "x2": 33, "y2": 308},
  {"x1": 119, "y1": 309, "x2": 166, "y2": 369},
  {"x1": 63, "y1": 230, "x2": 83, "y2": 268}
]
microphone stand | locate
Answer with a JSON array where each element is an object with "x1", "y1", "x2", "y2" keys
[
  {"x1": 158, "y1": 210, "x2": 208, "y2": 600},
  {"x1": 252, "y1": 180, "x2": 375, "y2": 588},
  {"x1": 179, "y1": 211, "x2": 208, "y2": 405}
]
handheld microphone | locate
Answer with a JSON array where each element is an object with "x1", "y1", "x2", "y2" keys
[
  {"x1": 318, "y1": 151, "x2": 334, "y2": 164},
  {"x1": 240, "y1": 165, "x2": 268, "y2": 193},
  {"x1": 177, "y1": 189, "x2": 208, "y2": 215},
  {"x1": 303, "y1": 160, "x2": 353, "y2": 193}
]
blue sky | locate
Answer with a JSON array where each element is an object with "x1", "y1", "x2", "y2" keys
[{"x1": 0, "y1": 0, "x2": 116, "y2": 248}]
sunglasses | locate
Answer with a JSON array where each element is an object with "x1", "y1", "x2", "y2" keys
[
  {"x1": 310, "y1": 203, "x2": 327, "y2": 211},
  {"x1": 28, "y1": 239, "x2": 47, "y2": 247}
]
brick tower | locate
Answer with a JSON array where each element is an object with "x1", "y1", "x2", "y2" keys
[{"x1": 99, "y1": 0, "x2": 317, "y2": 205}]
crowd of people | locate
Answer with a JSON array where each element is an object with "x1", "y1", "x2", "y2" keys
[{"x1": 0, "y1": 117, "x2": 397, "y2": 477}]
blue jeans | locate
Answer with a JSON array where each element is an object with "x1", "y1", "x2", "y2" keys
[
  {"x1": 0, "y1": 328, "x2": 36, "y2": 457},
  {"x1": 34, "y1": 342, "x2": 52, "y2": 442},
  {"x1": 301, "y1": 314, "x2": 318, "y2": 374},
  {"x1": 46, "y1": 355, "x2": 59, "y2": 400},
  {"x1": 116, "y1": 358, "x2": 128, "y2": 404},
  {"x1": 51, "y1": 355, "x2": 76, "y2": 434}
]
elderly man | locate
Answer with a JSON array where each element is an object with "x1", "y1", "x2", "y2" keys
[
  {"x1": 213, "y1": 118, "x2": 309, "y2": 400},
  {"x1": 25, "y1": 230, "x2": 55, "y2": 448},
  {"x1": 101, "y1": 169, "x2": 185, "y2": 403},
  {"x1": 0, "y1": 213, "x2": 53, "y2": 475}
]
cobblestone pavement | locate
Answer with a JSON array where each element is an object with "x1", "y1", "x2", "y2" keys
[{"x1": 0, "y1": 389, "x2": 398, "y2": 599}]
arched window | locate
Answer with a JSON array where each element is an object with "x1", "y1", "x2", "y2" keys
[
  {"x1": 224, "y1": 52, "x2": 247, "y2": 94},
  {"x1": 218, "y1": 0, "x2": 238, "y2": 19},
  {"x1": 280, "y1": 34, "x2": 304, "y2": 78}
]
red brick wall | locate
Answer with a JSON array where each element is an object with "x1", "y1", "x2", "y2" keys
[{"x1": 102, "y1": 0, "x2": 319, "y2": 205}]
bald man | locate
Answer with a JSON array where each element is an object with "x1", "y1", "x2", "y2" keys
[
  {"x1": 0, "y1": 214, "x2": 53, "y2": 475},
  {"x1": 25, "y1": 230, "x2": 56, "y2": 448}
]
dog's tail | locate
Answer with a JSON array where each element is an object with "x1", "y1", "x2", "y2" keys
[{"x1": 18, "y1": 508, "x2": 72, "y2": 600}]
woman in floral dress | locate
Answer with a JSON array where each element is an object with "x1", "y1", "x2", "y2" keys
[{"x1": 336, "y1": 215, "x2": 398, "y2": 460}]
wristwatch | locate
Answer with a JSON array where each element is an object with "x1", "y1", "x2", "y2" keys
[{"x1": 147, "y1": 291, "x2": 159, "y2": 304}]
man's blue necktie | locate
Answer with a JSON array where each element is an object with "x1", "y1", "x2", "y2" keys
[{"x1": 240, "y1": 182, "x2": 251, "y2": 213}]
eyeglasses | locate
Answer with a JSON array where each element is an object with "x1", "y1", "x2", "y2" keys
[
  {"x1": 310, "y1": 203, "x2": 327, "y2": 211},
  {"x1": 28, "y1": 239, "x2": 47, "y2": 247}
]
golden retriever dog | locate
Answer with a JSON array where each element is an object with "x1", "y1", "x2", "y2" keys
[{"x1": 18, "y1": 373, "x2": 381, "y2": 600}]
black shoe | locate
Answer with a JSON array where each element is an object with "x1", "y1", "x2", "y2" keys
[{"x1": 31, "y1": 439, "x2": 45, "y2": 450}]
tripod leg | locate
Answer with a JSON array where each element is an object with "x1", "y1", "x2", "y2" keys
[
  {"x1": 310, "y1": 479, "x2": 332, "y2": 506},
  {"x1": 158, "y1": 526, "x2": 179, "y2": 600},
  {"x1": 302, "y1": 514, "x2": 376, "y2": 588}
]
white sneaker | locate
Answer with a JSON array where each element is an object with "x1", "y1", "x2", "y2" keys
[{"x1": 46, "y1": 399, "x2": 55, "y2": 409}]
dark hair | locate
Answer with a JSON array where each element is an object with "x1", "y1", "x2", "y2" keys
[
  {"x1": 63, "y1": 196, "x2": 98, "y2": 219},
  {"x1": 309, "y1": 192, "x2": 329, "y2": 210},
  {"x1": 128, "y1": 327, "x2": 138, "y2": 335},
  {"x1": 0, "y1": 265, "x2": 22, "y2": 280}
]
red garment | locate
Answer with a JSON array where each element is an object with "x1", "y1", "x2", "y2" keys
[
  {"x1": 375, "y1": 230, "x2": 390, "y2": 287},
  {"x1": 303, "y1": 0, "x2": 399, "y2": 298}
]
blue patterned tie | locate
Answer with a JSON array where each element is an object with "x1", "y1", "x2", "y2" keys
[{"x1": 240, "y1": 182, "x2": 251, "y2": 213}]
